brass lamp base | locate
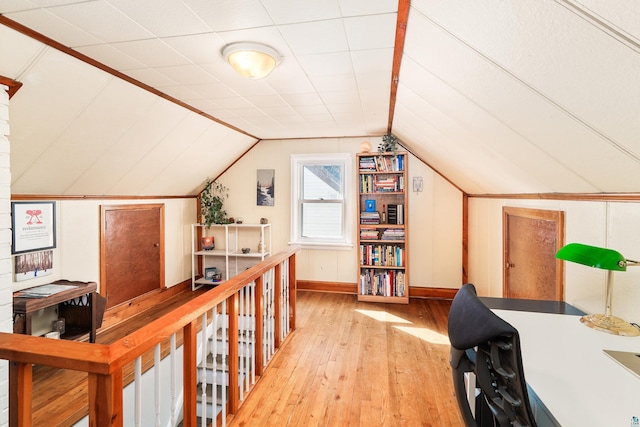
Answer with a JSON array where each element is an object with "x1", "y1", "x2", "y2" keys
[{"x1": 580, "y1": 313, "x2": 640, "y2": 337}]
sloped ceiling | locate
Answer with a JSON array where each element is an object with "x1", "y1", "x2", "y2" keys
[{"x1": 1, "y1": 0, "x2": 639, "y2": 196}]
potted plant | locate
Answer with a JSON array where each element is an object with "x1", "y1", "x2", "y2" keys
[
  {"x1": 200, "y1": 178, "x2": 229, "y2": 228},
  {"x1": 378, "y1": 133, "x2": 399, "y2": 155}
]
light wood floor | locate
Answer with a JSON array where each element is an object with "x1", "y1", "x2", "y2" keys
[
  {"x1": 229, "y1": 291, "x2": 463, "y2": 427},
  {"x1": 31, "y1": 289, "x2": 463, "y2": 427}
]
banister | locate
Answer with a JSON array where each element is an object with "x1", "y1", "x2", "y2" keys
[{"x1": 3, "y1": 245, "x2": 299, "y2": 427}]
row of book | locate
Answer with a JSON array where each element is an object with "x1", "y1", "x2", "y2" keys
[
  {"x1": 358, "y1": 155, "x2": 405, "y2": 172},
  {"x1": 360, "y1": 227, "x2": 405, "y2": 241},
  {"x1": 387, "y1": 203, "x2": 404, "y2": 225},
  {"x1": 359, "y1": 174, "x2": 405, "y2": 193},
  {"x1": 359, "y1": 269, "x2": 406, "y2": 297},
  {"x1": 359, "y1": 244, "x2": 405, "y2": 267}
]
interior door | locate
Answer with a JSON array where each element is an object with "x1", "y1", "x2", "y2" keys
[
  {"x1": 503, "y1": 207, "x2": 564, "y2": 300},
  {"x1": 100, "y1": 204, "x2": 165, "y2": 308}
]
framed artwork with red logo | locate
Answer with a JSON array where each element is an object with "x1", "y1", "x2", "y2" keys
[{"x1": 11, "y1": 201, "x2": 56, "y2": 254}]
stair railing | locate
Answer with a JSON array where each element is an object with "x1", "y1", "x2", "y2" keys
[{"x1": 1, "y1": 245, "x2": 299, "y2": 427}]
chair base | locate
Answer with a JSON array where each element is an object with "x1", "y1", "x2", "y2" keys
[{"x1": 580, "y1": 313, "x2": 640, "y2": 337}]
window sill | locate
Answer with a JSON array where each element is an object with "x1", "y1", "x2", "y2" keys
[{"x1": 288, "y1": 241, "x2": 353, "y2": 251}]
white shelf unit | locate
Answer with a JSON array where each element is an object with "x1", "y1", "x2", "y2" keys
[{"x1": 191, "y1": 223, "x2": 272, "y2": 290}]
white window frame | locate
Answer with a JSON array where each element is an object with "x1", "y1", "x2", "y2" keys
[{"x1": 290, "y1": 153, "x2": 353, "y2": 250}]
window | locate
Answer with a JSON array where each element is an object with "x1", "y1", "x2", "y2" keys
[{"x1": 291, "y1": 153, "x2": 353, "y2": 249}]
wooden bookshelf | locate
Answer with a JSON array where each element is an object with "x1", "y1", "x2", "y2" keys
[{"x1": 356, "y1": 151, "x2": 409, "y2": 303}]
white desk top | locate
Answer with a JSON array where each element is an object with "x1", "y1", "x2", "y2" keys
[{"x1": 494, "y1": 309, "x2": 640, "y2": 426}]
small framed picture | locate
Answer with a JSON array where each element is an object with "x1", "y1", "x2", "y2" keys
[
  {"x1": 205, "y1": 267, "x2": 217, "y2": 280},
  {"x1": 365, "y1": 199, "x2": 376, "y2": 212}
]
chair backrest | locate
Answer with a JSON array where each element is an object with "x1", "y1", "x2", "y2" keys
[{"x1": 448, "y1": 283, "x2": 537, "y2": 427}]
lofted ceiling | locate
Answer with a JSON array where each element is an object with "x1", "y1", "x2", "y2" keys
[{"x1": 0, "y1": 0, "x2": 639, "y2": 196}]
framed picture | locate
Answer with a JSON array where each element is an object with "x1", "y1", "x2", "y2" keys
[
  {"x1": 11, "y1": 201, "x2": 56, "y2": 254},
  {"x1": 365, "y1": 199, "x2": 376, "y2": 212},
  {"x1": 257, "y1": 169, "x2": 275, "y2": 206},
  {"x1": 204, "y1": 267, "x2": 217, "y2": 280}
]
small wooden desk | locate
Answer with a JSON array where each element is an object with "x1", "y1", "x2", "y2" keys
[{"x1": 13, "y1": 280, "x2": 101, "y2": 343}]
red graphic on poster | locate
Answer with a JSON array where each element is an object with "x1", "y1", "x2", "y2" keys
[{"x1": 25, "y1": 209, "x2": 43, "y2": 224}]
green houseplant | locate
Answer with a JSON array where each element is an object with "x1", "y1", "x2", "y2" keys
[
  {"x1": 200, "y1": 178, "x2": 229, "y2": 228},
  {"x1": 378, "y1": 133, "x2": 399, "y2": 155}
]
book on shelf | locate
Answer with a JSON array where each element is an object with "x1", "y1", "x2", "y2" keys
[
  {"x1": 359, "y1": 269, "x2": 406, "y2": 297},
  {"x1": 386, "y1": 204, "x2": 404, "y2": 225},
  {"x1": 360, "y1": 228, "x2": 380, "y2": 240},
  {"x1": 359, "y1": 244, "x2": 404, "y2": 267},
  {"x1": 360, "y1": 211, "x2": 380, "y2": 225},
  {"x1": 380, "y1": 228, "x2": 404, "y2": 240},
  {"x1": 358, "y1": 156, "x2": 377, "y2": 171}
]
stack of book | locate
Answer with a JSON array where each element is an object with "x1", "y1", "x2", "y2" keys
[
  {"x1": 358, "y1": 156, "x2": 377, "y2": 171},
  {"x1": 360, "y1": 211, "x2": 380, "y2": 225},
  {"x1": 381, "y1": 228, "x2": 404, "y2": 240},
  {"x1": 360, "y1": 228, "x2": 379, "y2": 240},
  {"x1": 374, "y1": 176, "x2": 403, "y2": 192}
]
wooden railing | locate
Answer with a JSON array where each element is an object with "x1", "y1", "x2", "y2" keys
[{"x1": 1, "y1": 246, "x2": 299, "y2": 427}]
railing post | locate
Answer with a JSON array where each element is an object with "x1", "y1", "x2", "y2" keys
[
  {"x1": 274, "y1": 263, "x2": 282, "y2": 348},
  {"x1": 9, "y1": 361, "x2": 32, "y2": 427},
  {"x1": 289, "y1": 252, "x2": 297, "y2": 330},
  {"x1": 183, "y1": 321, "x2": 197, "y2": 427},
  {"x1": 88, "y1": 370, "x2": 123, "y2": 426},
  {"x1": 254, "y1": 275, "x2": 264, "y2": 376},
  {"x1": 228, "y1": 293, "x2": 239, "y2": 414}
]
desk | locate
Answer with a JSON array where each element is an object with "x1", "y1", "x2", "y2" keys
[
  {"x1": 494, "y1": 308, "x2": 640, "y2": 426},
  {"x1": 13, "y1": 280, "x2": 102, "y2": 343}
]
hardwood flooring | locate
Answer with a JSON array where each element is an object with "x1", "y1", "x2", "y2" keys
[
  {"x1": 229, "y1": 291, "x2": 463, "y2": 427},
  {"x1": 30, "y1": 289, "x2": 463, "y2": 427}
]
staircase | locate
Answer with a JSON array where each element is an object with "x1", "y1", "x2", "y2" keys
[{"x1": 195, "y1": 313, "x2": 257, "y2": 425}]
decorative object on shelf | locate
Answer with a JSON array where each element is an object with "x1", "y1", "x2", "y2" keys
[
  {"x1": 200, "y1": 178, "x2": 229, "y2": 228},
  {"x1": 257, "y1": 169, "x2": 275, "y2": 206},
  {"x1": 258, "y1": 240, "x2": 264, "y2": 252},
  {"x1": 236, "y1": 217, "x2": 244, "y2": 224},
  {"x1": 204, "y1": 267, "x2": 218, "y2": 281},
  {"x1": 260, "y1": 217, "x2": 269, "y2": 224},
  {"x1": 201, "y1": 236, "x2": 215, "y2": 250},
  {"x1": 365, "y1": 199, "x2": 376, "y2": 212},
  {"x1": 556, "y1": 243, "x2": 640, "y2": 337},
  {"x1": 242, "y1": 247, "x2": 250, "y2": 254},
  {"x1": 360, "y1": 141, "x2": 372, "y2": 152},
  {"x1": 378, "y1": 133, "x2": 399, "y2": 155}
]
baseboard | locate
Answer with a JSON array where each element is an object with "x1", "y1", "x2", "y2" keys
[
  {"x1": 297, "y1": 280, "x2": 458, "y2": 300},
  {"x1": 100, "y1": 279, "x2": 192, "y2": 331}
]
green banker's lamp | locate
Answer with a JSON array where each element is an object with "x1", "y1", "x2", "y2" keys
[{"x1": 556, "y1": 243, "x2": 640, "y2": 336}]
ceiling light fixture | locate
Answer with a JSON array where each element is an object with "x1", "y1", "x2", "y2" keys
[{"x1": 222, "y1": 42, "x2": 281, "y2": 79}]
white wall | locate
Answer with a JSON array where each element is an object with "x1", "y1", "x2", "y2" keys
[
  {"x1": 219, "y1": 137, "x2": 464, "y2": 289},
  {"x1": 12, "y1": 197, "x2": 196, "y2": 293},
  {"x1": 468, "y1": 197, "x2": 640, "y2": 325}
]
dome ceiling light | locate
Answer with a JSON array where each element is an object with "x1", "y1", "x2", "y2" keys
[{"x1": 222, "y1": 42, "x2": 281, "y2": 79}]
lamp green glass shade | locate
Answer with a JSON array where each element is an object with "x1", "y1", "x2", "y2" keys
[
  {"x1": 555, "y1": 243, "x2": 640, "y2": 337},
  {"x1": 555, "y1": 243, "x2": 627, "y2": 271}
]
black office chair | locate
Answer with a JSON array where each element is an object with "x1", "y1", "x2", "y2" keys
[{"x1": 448, "y1": 283, "x2": 537, "y2": 427}]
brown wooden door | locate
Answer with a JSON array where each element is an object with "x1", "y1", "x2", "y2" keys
[
  {"x1": 503, "y1": 207, "x2": 564, "y2": 300},
  {"x1": 100, "y1": 204, "x2": 165, "y2": 308}
]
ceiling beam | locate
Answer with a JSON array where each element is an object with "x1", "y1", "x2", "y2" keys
[
  {"x1": 387, "y1": 0, "x2": 411, "y2": 134},
  {"x1": 0, "y1": 76, "x2": 23, "y2": 99}
]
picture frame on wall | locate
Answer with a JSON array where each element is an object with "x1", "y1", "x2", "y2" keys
[{"x1": 11, "y1": 201, "x2": 56, "y2": 254}]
